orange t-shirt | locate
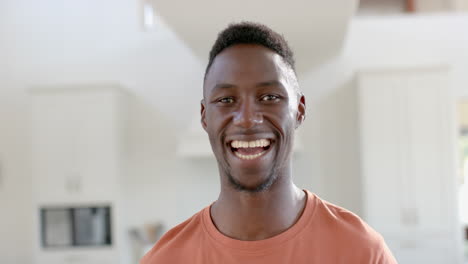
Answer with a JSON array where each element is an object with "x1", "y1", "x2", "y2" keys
[{"x1": 140, "y1": 190, "x2": 397, "y2": 264}]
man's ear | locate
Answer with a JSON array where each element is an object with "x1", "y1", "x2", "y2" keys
[
  {"x1": 201, "y1": 99, "x2": 207, "y2": 132},
  {"x1": 295, "y1": 94, "x2": 306, "y2": 129}
]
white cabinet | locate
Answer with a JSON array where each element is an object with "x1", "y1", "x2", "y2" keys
[
  {"x1": 30, "y1": 86, "x2": 127, "y2": 264},
  {"x1": 31, "y1": 87, "x2": 124, "y2": 203},
  {"x1": 357, "y1": 67, "x2": 463, "y2": 264}
]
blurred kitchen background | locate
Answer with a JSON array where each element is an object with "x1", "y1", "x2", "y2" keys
[{"x1": 0, "y1": 0, "x2": 468, "y2": 263}]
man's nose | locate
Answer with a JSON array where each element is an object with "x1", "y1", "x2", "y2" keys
[{"x1": 233, "y1": 101, "x2": 263, "y2": 128}]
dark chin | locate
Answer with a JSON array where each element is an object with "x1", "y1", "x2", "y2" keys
[{"x1": 225, "y1": 167, "x2": 278, "y2": 193}]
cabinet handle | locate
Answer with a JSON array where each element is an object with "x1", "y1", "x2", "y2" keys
[
  {"x1": 65, "y1": 176, "x2": 73, "y2": 192},
  {"x1": 65, "y1": 175, "x2": 81, "y2": 193},
  {"x1": 0, "y1": 161, "x2": 3, "y2": 189},
  {"x1": 400, "y1": 240, "x2": 418, "y2": 249},
  {"x1": 74, "y1": 176, "x2": 81, "y2": 193},
  {"x1": 401, "y1": 208, "x2": 419, "y2": 226}
]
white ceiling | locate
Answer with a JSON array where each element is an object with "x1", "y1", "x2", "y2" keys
[{"x1": 149, "y1": 0, "x2": 358, "y2": 74}]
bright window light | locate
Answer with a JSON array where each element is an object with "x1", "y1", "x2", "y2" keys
[{"x1": 143, "y1": 3, "x2": 155, "y2": 29}]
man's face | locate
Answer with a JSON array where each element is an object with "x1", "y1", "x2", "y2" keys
[{"x1": 202, "y1": 44, "x2": 305, "y2": 192}]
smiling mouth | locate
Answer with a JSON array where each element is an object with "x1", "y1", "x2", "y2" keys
[{"x1": 229, "y1": 139, "x2": 271, "y2": 160}]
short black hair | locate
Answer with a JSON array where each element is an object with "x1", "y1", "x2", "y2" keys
[{"x1": 204, "y1": 22, "x2": 296, "y2": 79}]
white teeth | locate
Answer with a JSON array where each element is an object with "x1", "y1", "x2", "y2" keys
[
  {"x1": 234, "y1": 151, "x2": 266, "y2": 160},
  {"x1": 230, "y1": 139, "x2": 271, "y2": 149}
]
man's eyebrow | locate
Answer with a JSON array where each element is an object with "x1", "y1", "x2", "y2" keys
[
  {"x1": 211, "y1": 80, "x2": 284, "y2": 92},
  {"x1": 212, "y1": 83, "x2": 237, "y2": 91},
  {"x1": 256, "y1": 80, "x2": 284, "y2": 88}
]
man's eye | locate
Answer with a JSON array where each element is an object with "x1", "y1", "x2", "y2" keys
[
  {"x1": 218, "y1": 97, "x2": 234, "y2": 104},
  {"x1": 261, "y1": 94, "x2": 280, "y2": 101}
]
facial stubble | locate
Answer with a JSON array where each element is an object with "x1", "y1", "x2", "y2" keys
[{"x1": 220, "y1": 138, "x2": 281, "y2": 193}]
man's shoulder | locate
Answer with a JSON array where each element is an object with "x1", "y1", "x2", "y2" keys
[
  {"x1": 313, "y1": 194, "x2": 381, "y2": 242},
  {"x1": 140, "y1": 207, "x2": 207, "y2": 264},
  {"x1": 309, "y1": 193, "x2": 396, "y2": 262}
]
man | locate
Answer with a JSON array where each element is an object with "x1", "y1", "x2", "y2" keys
[{"x1": 141, "y1": 22, "x2": 397, "y2": 263}]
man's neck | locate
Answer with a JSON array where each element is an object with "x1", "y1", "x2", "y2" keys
[{"x1": 210, "y1": 177, "x2": 306, "y2": 241}]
